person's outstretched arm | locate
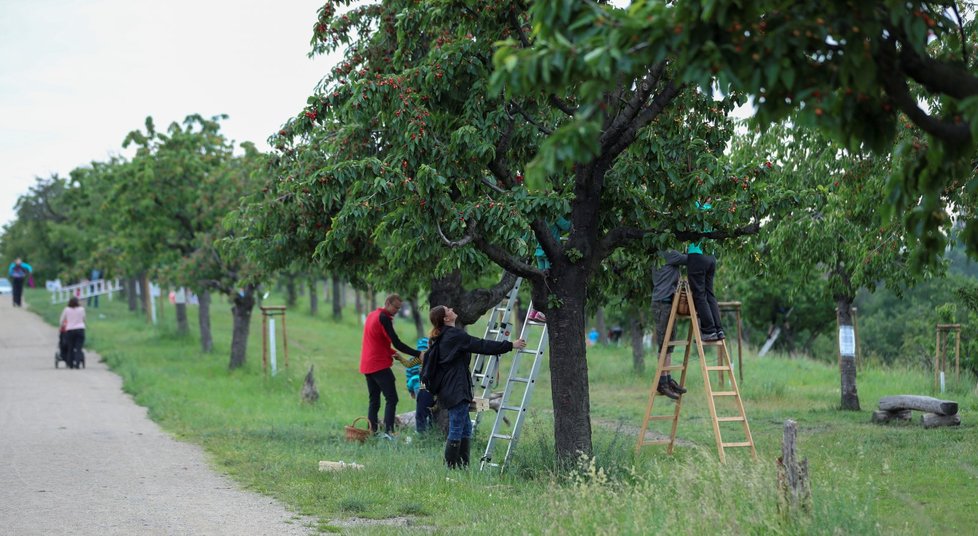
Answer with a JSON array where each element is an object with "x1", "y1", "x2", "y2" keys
[{"x1": 378, "y1": 314, "x2": 421, "y2": 357}]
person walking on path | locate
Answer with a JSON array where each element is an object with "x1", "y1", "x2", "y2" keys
[
  {"x1": 8, "y1": 257, "x2": 32, "y2": 307},
  {"x1": 422, "y1": 305, "x2": 526, "y2": 468},
  {"x1": 360, "y1": 294, "x2": 422, "y2": 435},
  {"x1": 59, "y1": 296, "x2": 87, "y2": 368},
  {"x1": 651, "y1": 249, "x2": 689, "y2": 400},
  {"x1": 0, "y1": 298, "x2": 314, "y2": 535}
]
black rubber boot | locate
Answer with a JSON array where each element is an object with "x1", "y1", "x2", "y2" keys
[
  {"x1": 459, "y1": 437, "x2": 471, "y2": 467},
  {"x1": 444, "y1": 440, "x2": 462, "y2": 468}
]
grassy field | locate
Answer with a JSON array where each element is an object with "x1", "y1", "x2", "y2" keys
[{"x1": 26, "y1": 287, "x2": 978, "y2": 534}]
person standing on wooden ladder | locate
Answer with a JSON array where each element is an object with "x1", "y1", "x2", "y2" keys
[
  {"x1": 651, "y1": 249, "x2": 689, "y2": 400},
  {"x1": 687, "y1": 199, "x2": 724, "y2": 341}
]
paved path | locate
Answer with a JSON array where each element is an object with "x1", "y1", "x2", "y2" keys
[{"x1": 0, "y1": 299, "x2": 314, "y2": 535}]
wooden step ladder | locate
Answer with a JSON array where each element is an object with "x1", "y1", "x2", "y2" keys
[{"x1": 635, "y1": 278, "x2": 756, "y2": 462}]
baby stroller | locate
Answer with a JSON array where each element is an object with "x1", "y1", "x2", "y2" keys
[{"x1": 55, "y1": 326, "x2": 85, "y2": 369}]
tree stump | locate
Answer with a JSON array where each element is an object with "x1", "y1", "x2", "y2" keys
[
  {"x1": 871, "y1": 409, "x2": 912, "y2": 424},
  {"x1": 921, "y1": 413, "x2": 961, "y2": 429},
  {"x1": 301, "y1": 365, "x2": 319, "y2": 404},
  {"x1": 777, "y1": 420, "x2": 812, "y2": 519}
]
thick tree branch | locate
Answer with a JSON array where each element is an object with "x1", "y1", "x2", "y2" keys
[
  {"x1": 605, "y1": 81, "x2": 684, "y2": 158},
  {"x1": 549, "y1": 95, "x2": 577, "y2": 117},
  {"x1": 601, "y1": 62, "x2": 666, "y2": 148},
  {"x1": 877, "y1": 40, "x2": 972, "y2": 147},
  {"x1": 509, "y1": 100, "x2": 553, "y2": 135},
  {"x1": 896, "y1": 36, "x2": 978, "y2": 101},
  {"x1": 470, "y1": 229, "x2": 543, "y2": 280},
  {"x1": 436, "y1": 221, "x2": 474, "y2": 247},
  {"x1": 481, "y1": 176, "x2": 506, "y2": 194},
  {"x1": 531, "y1": 218, "x2": 563, "y2": 265},
  {"x1": 597, "y1": 219, "x2": 761, "y2": 257},
  {"x1": 488, "y1": 113, "x2": 517, "y2": 187}
]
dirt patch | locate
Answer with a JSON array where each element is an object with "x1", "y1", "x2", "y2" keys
[{"x1": 591, "y1": 417, "x2": 694, "y2": 446}]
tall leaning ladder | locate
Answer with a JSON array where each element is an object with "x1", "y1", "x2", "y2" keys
[
  {"x1": 470, "y1": 277, "x2": 524, "y2": 430},
  {"x1": 480, "y1": 301, "x2": 549, "y2": 472},
  {"x1": 635, "y1": 278, "x2": 756, "y2": 462}
]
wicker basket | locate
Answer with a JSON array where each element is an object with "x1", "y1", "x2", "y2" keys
[
  {"x1": 344, "y1": 417, "x2": 371, "y2": 443},
  {"x1": 677, "y1": 287, "x2": 690, "y2": 316}
]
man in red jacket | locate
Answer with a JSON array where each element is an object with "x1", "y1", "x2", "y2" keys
[{"x1": 360, "y1": 294, "x2": 422, "y2": 435}]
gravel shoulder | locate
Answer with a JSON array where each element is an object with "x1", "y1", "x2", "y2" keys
[{"x1": 0, "y1": 298, "x2": 315, "y2": 535}]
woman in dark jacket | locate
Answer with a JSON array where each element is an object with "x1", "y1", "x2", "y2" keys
[{"x1": 426, "y1": 305, "x2": 526, "y2": 468}]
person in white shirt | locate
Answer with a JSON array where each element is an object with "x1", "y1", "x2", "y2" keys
[{"x1": 59, "y1": 296, "x2": 86, "y2": 369}]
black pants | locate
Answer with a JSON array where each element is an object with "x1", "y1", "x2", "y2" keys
[
  {"x1": 416, "y1": 389, "x2": 436, "y2": 433},
  {"x1": 687, "y1": 253, "x2": 722, "y2": 334},
  {"x1": 65, "y1": 329, "x2": 85, "y2": 368},
  {"x1": 11, "y1": 277, "x2": 25, "y2": 306},
  {"x1": 365, "y1": 368, "x2": 398, "y2": 433}
]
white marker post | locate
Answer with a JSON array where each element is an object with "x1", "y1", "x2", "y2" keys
[{"x1": 269, "y1": 318, "x2": 278, "y2": 376}]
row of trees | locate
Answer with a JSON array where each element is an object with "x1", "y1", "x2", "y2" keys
[
  {"x1": 225, "y1": 1, "x2": 977, "y2": 459},
  {"x1": 4, "y1": 1, "x2": 977, "y2": 463}
]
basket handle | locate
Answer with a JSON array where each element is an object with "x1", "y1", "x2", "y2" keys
[{"x1": 351, "y1": 416, "x2": 370, "y2": 431}]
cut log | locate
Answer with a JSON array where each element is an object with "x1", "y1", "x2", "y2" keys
[
  {"x1": 878, "y1": 395, "x2": 957, "y2": 416},
  {"x1": 871, "y1": 409, "x2": 912, "y2": 424},
  {"x1": 921, "y1": 413, "x2": 961, "y2": 429}
]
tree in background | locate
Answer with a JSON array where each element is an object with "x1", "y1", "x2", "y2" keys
[{"x1": 725, "y1": 121, "x2": 952, "y2": 410}]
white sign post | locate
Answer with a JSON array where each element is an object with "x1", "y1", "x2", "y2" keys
[{"x1": 269, "y1": 318, "x2": 278, "y2": 376}]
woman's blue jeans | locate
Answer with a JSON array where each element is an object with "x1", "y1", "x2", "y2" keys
[{"x1": 447, "y1": 400, "x2": 472, "y2": 441}]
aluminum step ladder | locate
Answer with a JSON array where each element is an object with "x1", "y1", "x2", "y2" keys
[
  {"x1": 470, "y1": 277, "x2": 523, "y2": 431},
  {"x1": 479, "y1": 301, "x2": 548, "y2": 472},
  {"x1": 635, "y1": 278, "x2": 756, "y2": 463}
]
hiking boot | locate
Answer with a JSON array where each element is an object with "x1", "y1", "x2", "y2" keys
[
  {"x1": 668, "y1": 378, "x2": 688, "y2": 394},
  {"x1": 716, "y1": 330, "x2": 726, "y2": 340},
  {"x1": 701, "y1": 331, "x2": 721, "y2": 342},
  {"x1": 459, "y1": 437, "x2": 471, "y2": 467},
  {"x1": 656, "y1": 381, "x2": 681, "y2": 400},
  {"x1": 444, "y1": 440, "x2": 462, "y2": 468}
]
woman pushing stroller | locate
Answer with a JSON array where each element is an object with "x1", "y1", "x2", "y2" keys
[{"x1": 59, "y1": 296, "x2": 86, "y2": 369}]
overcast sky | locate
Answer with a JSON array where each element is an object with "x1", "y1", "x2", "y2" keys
[{"x1": 0, "y1": 0, "x2": 339, "y2": 228}]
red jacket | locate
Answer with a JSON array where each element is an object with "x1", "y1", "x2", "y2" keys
[{"x1": 359, "y1": 308, "x2": 419, "y2": 374}]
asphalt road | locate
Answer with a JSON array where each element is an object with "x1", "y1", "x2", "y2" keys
[{"x1": 0, "y1": 297, "x2": 314, "y2": 535}]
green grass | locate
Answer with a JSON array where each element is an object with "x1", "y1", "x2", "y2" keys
[{"x1": 26, "y1": 288, "x2": 978, "y2": 534}]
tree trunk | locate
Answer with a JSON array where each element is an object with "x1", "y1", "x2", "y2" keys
[
  {"x1": 369, "y1": 289, "x2": 377, "y2": 310},
  {"x1": 534, "y1": 269, "x2": 592, "y2": 462},
  {"x1": 286, "y1": 274, "x2": 297, "y2": 307},
  {"x1": 630, "y1": 314, "x2": 645, "y2": 374},
  {"x1": 175, "y1": 302, "x2": 189, "y2": 335},
  {"x1": 878, "y1": 395, "x2": 958, "y2": 415},
  {"x1": 409, "y1": 297, "x2": 426, "y2": 339},
  {"x1": 140, "y1": 274, "x2": 152, "y2": 324},
  {"x1": 228, "y1": 287, "x2": 256, "y2": 370},
  {"x1": 198, "y1": 289, "x2": 213, "y2": 353},
  {"x1": 355, "y1": 290, "x2": 363, "y2": 318},
  {"x1": 126, "y1": 277, "x2": 138, "y2": 312},
  {"x1": 332, "y1": 277, "x2": 343, "y2": 320},
  {"x1": 595, "y1": 307, "x2": 608, "y2": 344},
  {"x1": 836, "y1": 296, "x2": 860, "y2": 410},
  {"x1": 309, "y1": 277, "x2": 319, "y2": 316}
]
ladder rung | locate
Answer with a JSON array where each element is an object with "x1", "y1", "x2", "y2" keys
[
  {"x1": 702, "y1": 340, "x2": 725, "y2": 346},
  {"x1": 660, "y1": 365, "x2": 685, "y2": 371},
  {"x1": 712, "y1": 391, "x2": 737, "y2": 397},
  {"x1": 716, "y1": 416, "x2": 745, "y2": 422},
  {"x1": 664, "y1": 340, "x2": 690, "y2": 346},
  {"x1": 638, "y1": 439, "x2": 672, "y2": 446},
  {"x1": 646, "y1": 415, "x2": 676, "y2": 421},
  {"x1": 500, "y1": 405, "x2": 524, "y2": 412},
  {"x1": 492, "y1": 433, "x2": 514, "y2": 440},
  {"x1": 706, "y1": 366, "x2": 731, "y2": 371},
  {"x1": 508, "y1": 377, "x2": 531, "y2": 384},
  {"x1": 721, "y1": 442, "x2": 753, "y2": 448}
]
